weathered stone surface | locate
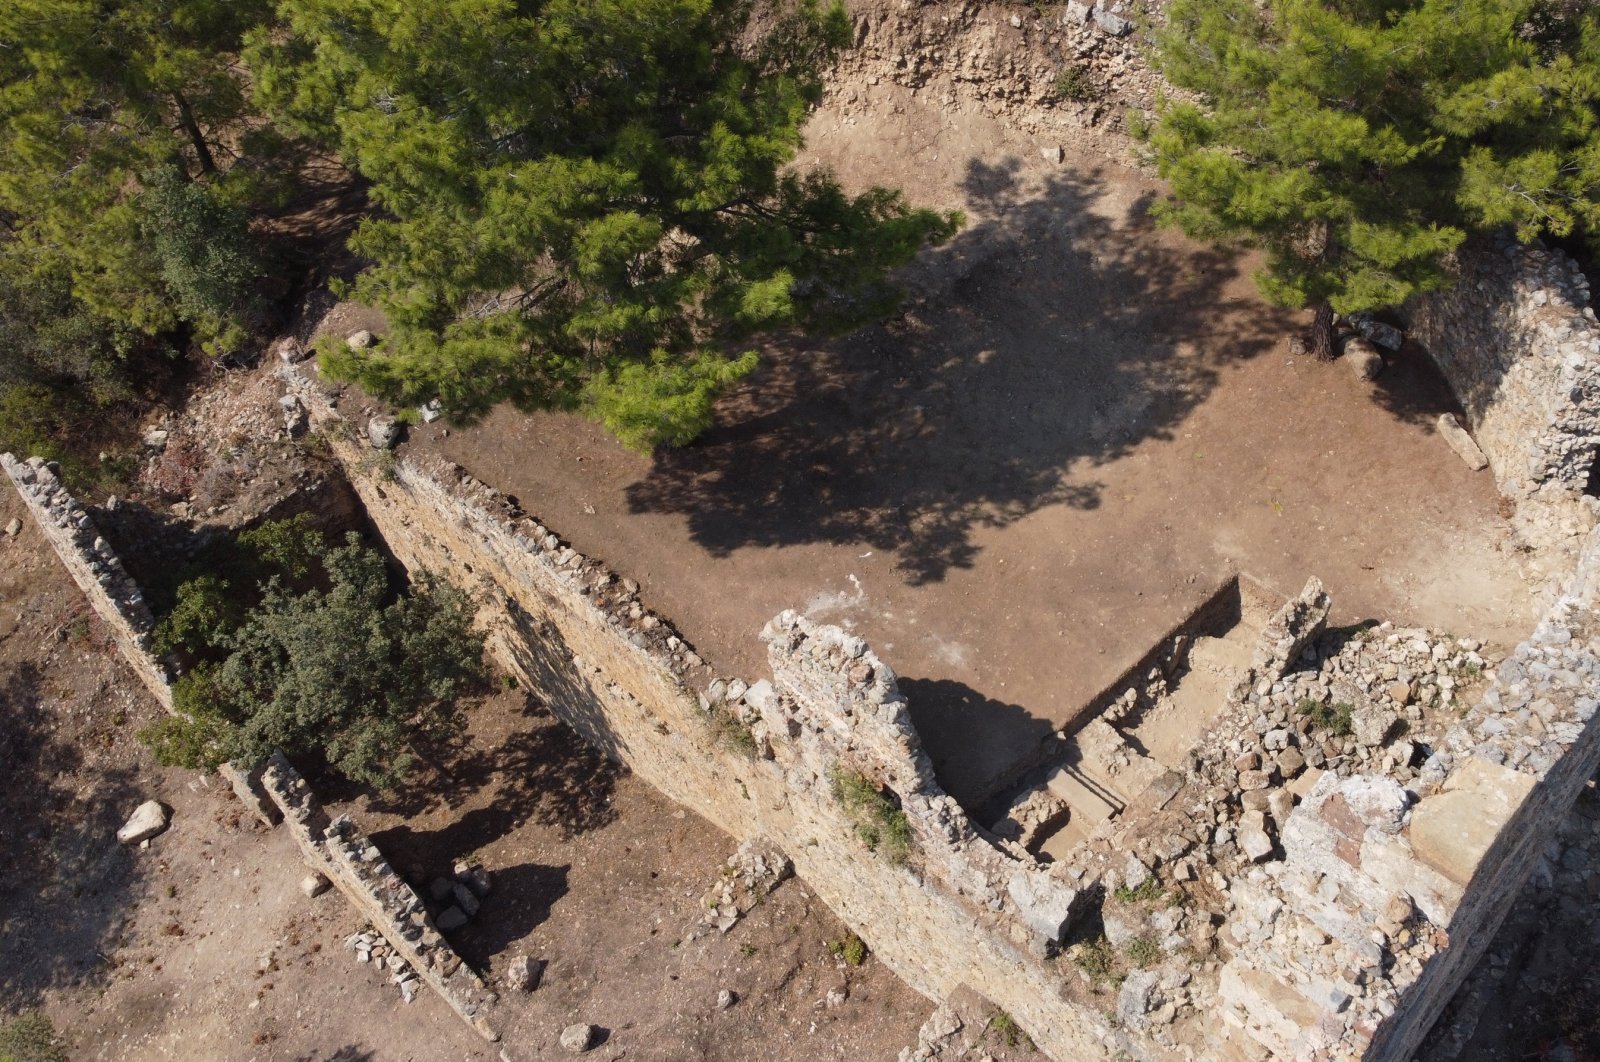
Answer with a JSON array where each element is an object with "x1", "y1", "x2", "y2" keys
[
  {"x1": 367, "y1": 415, "x2": 400, "y2": 449},
  {"x1": 1237, "y1": 811, "x2": 1274, "y2": 862},
  {"x1": 1006, "y1": 869, "x2": 1078, "y2": 944},
  {"x1": 117, "y1": 800, "x2": 169, "y2": 844},
  {"x1": 1343, "y1": 336, "x2": 1385, "y2": 380},
  {"x1": 1117, "y1": 970, "x2": 1159, "y2": 1029},
  {"x1": 507, "y1": 955, "x2": 541, "y2": 992},
  {"x1": 560, "y1": 1023, "x2": 595, "y2": 1053},
  {"x1": 1437, "y1": 413, "x2": 1489, "y2": 471},
  {"x1": 1410, "y1": 758, "x2": 1537, "y2": 886},
  {"x1": 301, "y1": 872, "x2": 331, "y2": 897},
  {"x1": 3, "y1": 517, "x2": 20, "y2": 536},
  {"x1": 346, "y1": 330, "x2": 376, "y2": 349},
  {"x1": 1349, "y1": 313, "x2": 1405, "y2": 352}
]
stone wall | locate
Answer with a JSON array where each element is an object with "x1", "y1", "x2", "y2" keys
[
  {"x1": 2, "y1": 454, "x2": 171, "y2": 706},
  {"x1": 2, "y1": 450, "x2": 499, "y2": 1045},
  {"x1": 1193, "y1": 524, "x2": 1600, "y2": 1060},
  {"x1": 1406, "y1": 238, "x2": 1600, "y2": 562},
  {"x1": 288, "y1": 372, "x2": 1144, "y2": 1060},
  {"x1": 260, "y1": 753, "x2": 500, "y2": 1041}
]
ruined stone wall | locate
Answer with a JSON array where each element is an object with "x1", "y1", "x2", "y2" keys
[
  {"x1": 2, "y1": 454, "x2": 171, "y2": 708},
  {"x1": 1206, "y1": 524, "x2": 1600, "y2": 1060},
  {"x1": 260, "y1": 753, "x2": 500, "y2": 1041},
  {"x1": 1406, "y1": 238, "x2": 1600, "y2": 559},
  {"x1": 288, "y1": 373, "x2": 1147, "y2": 1060},
  {"x1": 2, "y1": 449, "x2": 501, "y2": 1045}
]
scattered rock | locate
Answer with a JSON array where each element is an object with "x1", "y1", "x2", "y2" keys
[
  {"x1": 437, "y1": 906, "x2": 469, "y2": 932},
  {"x1": 1342, "y1": 336, "x2": 1385, "y2": 380},
  {"x1": 117, "y1": 800, "x2": 170, "y2": 845},
  {"x1": 560, "y1": 1023, "x2": 595, "y2": 1053},
  {"x1": 1040, "y1": 144, "x2": 1063, "y2": 164},
  {"x1": 419, "y1": 398, "x2": 444, "y2": 424},
  {"x1": 1117, "y1": 969, "x2": 1159, "y2": 1029},
  {"x1": 367, "y1": 415, "x2": 400, "y2": 450},
  {"x1": 3, "y1": 518, "x2": 20, "y2": 537},
  {"x1": 278, "y1": 394, "x2": 307, "y2": 435},
  {"x1": 142, "y1": 428, "x2": 169, "y2": 451},
  {"x1": 346, "y1": 330, "x2": 376, "y2": 350},
  {"x1": 507, "y1": 955, "x2": 542, "y2": 992},
  {"x1": 274, "y1": 337, "x2": 308, "y2": 364},
  {"x1": 825, "y1": 987, "x2": 849, "y2": 1009},
  {"x1": 1093, "y1": 7, "x2": 1132, "y2": 35},
  {"x1": 1436, "y1": 413, "x2": 1489, "y2": 471},
  {"x1": 301, "y1": 872, "x2": 331, "y2": 898},
  {"x1": 1349, "y1": 313, "x2": 1405, "y2": 352},
  {"x1": 716, "y1": 988, "x2": 736, "y2": 1010},
  {"x1": 1237, "y1": 811, "x2": 1274, "y2": 862}
]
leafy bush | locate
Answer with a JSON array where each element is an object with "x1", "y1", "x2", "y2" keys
[
  {"x1": 138, "y1": 168, "x2": 266, "y2": 354},
  {"x1": 141, "y1": 521, "x2": 486, "y2": 789},
  {"x1": 1112, "y1": 877, "x2": 1164, "y2": 904},
  {"x1": 990, "y1": 1009, "x2": 1034, "y2": 1050},
  {"x1": 1053, "y1": 66, "x2": 1095, "y2": 102},
  {"x1": 0, "y1": 1012, "x2": 67, "y2": 1062},
  {"x1": 1124, "y1": 935, "x2": 1160, "y2": 969},
  {"x1": 828, "y1": 932, "x2": 868, "y2": 966},
  {"x1": 1071, "y1": 935, "x2": 1121, "y2": 986}
]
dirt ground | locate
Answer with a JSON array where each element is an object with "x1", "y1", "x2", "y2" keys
[
  {"x1": 399, "y1": 72, "x2": 1534, "y2": 809},
  {"x1": 0, "y1": 482, "x2": 930, "y2": 1061}
]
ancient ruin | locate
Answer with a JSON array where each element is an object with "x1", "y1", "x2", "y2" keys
[{"x1": 11, "y1": 229, "x2": 1600, "y2": 1059}]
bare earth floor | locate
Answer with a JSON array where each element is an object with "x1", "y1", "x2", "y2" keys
[{"x1": 400, "y1": 97, "x2": 1534, "y2": 808}]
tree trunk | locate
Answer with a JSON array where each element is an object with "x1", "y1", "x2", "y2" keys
[
  {"x1": 172, "y1": 92, "x2": 217, "y2": 177},
  {"x1": 1309, "y1": 301, "x2": 1336, "y2": 361}
]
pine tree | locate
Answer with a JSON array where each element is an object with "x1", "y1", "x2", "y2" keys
[
  {"x1": 248, "y1": 0, "x2": 962, "y2": 450},
  {"x1": 0, "y1": 0, "x2": 277, "y2": 349},
  {"x1": 1151, "y1": 0, "x2": 1600, "y2": 357}
]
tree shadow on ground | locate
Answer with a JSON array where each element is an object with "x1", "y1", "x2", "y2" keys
[
  {"x1": 626, "y1": 159, "x2": 1291, "y2": 585},
  {"x1": 344, "y1": 692, "x2": 619, "y2": 844},
  {"x1": 293, "y1": 1048, "x2": 376, "y2": 1062},
  {"x1": 0, "y1": 660, "x2": 144, "y2": 1009}
]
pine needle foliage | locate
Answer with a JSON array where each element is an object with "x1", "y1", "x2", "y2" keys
[{"x1": 1150, "y1": 0, "x2": 1600, "y2": 320}]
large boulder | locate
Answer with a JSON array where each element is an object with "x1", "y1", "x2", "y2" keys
[
  {"x1": 117, "y1": 800, "x2": 170, "y2": 844},
  {"x1": 1342, "y1": 336, "x2": 1384, "y2": 380},
  {"x1": 367, "y1": 415, "x2": 400, "y2": 450}
]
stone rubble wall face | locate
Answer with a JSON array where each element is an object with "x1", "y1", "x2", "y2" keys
[
  {"x1": 2, "y1": 454, "x2": 172, "y2": 709},
  {"x1": 1215, "y1": 521, "x2": 1600, "y2": 1061},
  {"x1": 290, "y1": 376, "x2": 1135, "y2": 1061},
  {"x1": 260, "y1": 753, "x2": 500, "y2": 1041},
  {"x1": 1407, "y1": 239, "x2": 1600, "y2": 500}
]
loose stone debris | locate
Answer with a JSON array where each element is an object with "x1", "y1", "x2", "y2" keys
[{"x1": 117, "y1": 800, "x2": 170, "y2": 845}]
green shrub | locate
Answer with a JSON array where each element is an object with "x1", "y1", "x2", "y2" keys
[
  {"x1": 828, "y1": 932, "x2": 868, "y2": 966},
  {"x1": 830, "y1": 768, "x2": 914, "y2": 865},
  {"x1": 1053, "y1": 66, "x2": 1095, "y2": 102},
  {"x1": 990, "y1": 1009, "x2": 1034, "y2": 1050},
  {"x1": 140, "y1": 528, "x2": 487, "y2": 790},
  {"x1": 0, "y1": 1012, "x2": 67, "y2": 1062},
  {"x1": 1296, "y1": 697, "x2": 1354, "y2": 736},
  {"x1": 1124, "y1": 935, "x2": 1160, "y2": 969},
  {"x1": 1072, "y1": 935, "x2": 1120, "y2": 986},
  {"x1": 1112, "y1": 877, "x2": 1164, "y2": 904}
]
